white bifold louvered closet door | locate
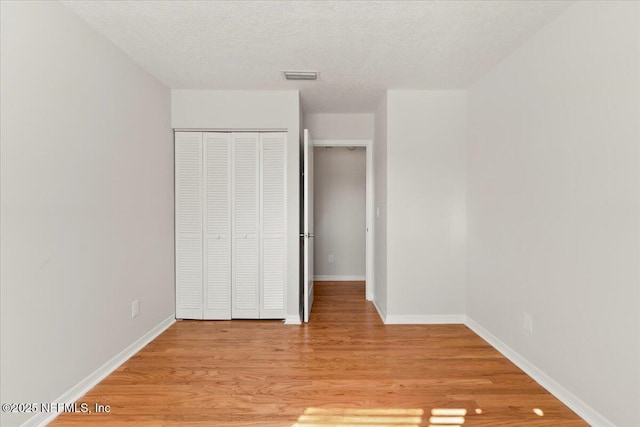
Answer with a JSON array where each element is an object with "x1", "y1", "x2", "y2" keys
[
  {"x1": 231, "y1": 133, "x2": 259, "y2": 318},
  {"x1": 175, "y1": 131, "x2": 286, "y2": 320},
  {"x1": 204, "y1": 133, "x2": 232, "y2": 319}
]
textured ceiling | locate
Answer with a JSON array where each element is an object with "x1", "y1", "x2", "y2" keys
[{"x1": 61, "y1": 0, "x2": 572, "y2": 113}]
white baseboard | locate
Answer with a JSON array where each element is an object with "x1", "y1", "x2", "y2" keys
[
  {"x1": 464, "y1": 316, "x2": 615, "y2": 427},
  {"x1": 22, "y1": 315, "x2": 176, "y2": 427},
  {"x1": 314, "y1": 275, "x2": 366, "y2": 281},
  {"x1": 370, "y1": 302, "x2": 464, "y2": 325},
  {"x1": 384, "y1": 314, "x2": 466, "y2": 324},
  {"x1": 372, "y1": 299, "x2": 387, "y2": 323},
  {"x1": 284, "y1": 315, "x2": 301, "y2": 325}
]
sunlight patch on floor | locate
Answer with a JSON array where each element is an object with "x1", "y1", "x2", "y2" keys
[
  {"x1": 428, "y1": 408, "x2": 468, "y2": 426},
  {"x1": 292, "y1": 408, "x2": 424, "y2": 426}
]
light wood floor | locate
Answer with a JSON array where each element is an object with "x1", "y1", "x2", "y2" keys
[{"x1": 52, "y1": 282, "x2": 586, "y2": 426}]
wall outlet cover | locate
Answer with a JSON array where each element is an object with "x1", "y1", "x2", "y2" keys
[
  {"x1": 132, "y1": 300, "x2": 140, "y2": 318},
  {"x1": 523, "y1": 312, "x2": 533, "y2": 334}
]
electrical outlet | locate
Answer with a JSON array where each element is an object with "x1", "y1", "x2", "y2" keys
[
  {"x1": 523, "y1": 312, "x2": 533, "y2": 334},
  {"x1": 132, "y1": 300, "x2": 139, "y2": 318},
  {"x1": 328, "y1": 254, "x2": 334, "y2": 263}
]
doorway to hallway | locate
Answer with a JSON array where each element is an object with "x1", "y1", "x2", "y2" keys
[{"x1": 313, "y1": 139, "x2": 373, "y2": 305}]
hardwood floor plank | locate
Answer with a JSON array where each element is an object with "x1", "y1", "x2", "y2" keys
[{"x1": 51, "y1": 281, "x2": 586, "y2": 426}]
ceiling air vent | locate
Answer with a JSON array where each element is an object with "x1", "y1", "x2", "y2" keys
[{"x1": 282, "y1": 71, "x2": 318, "y2": 81}]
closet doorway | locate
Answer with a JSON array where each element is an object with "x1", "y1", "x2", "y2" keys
[{"x1": 312, "y1": 139, "x2": 373, "y2": 301}]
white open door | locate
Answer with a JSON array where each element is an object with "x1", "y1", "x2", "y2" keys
[{"x1": 303, "y1": 129, "x2": 314, "y2": 323}]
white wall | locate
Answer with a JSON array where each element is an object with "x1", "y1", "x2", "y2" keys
[
  {"x1": 304, "y1": 113, "x2": 374, "y2": 140},
  {"x1": 172, "y1": 90, "x2": 300, "y2": 319},
  {"x1": 314, "y1": 147, "x2": 366, "y2": 279},
  {"x1": 386, "y1": 91, "x2": 467, "y2": 319},
  {"x1": 467, "y1": 2, "x2": 640, "y2": 426},
  {"x1": 374, "y1": 95, "x2": 388, "y2": 316},
  {"x1": 0, "y1": 2, "x2": 174, "y2": 426}
]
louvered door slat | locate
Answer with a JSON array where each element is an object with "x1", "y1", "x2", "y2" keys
[
  {"x1": 260, "y1": 132, "x2": 286, "y2": 318},
  {"x1": 234, "y1": 238, "x2": 258, "y2": 312},
  {"x1": 203, "y1": 133, "x2": 231, "y2": 319},
  {"x1": 175, "y1": 132, "x2": 203, "y2": 319},
  {"x1": 262, "y1": 134, "x2": 286, "y2": 235},
  {"x1": 262, "y1": 238, "x2": 285, "y2": 311},
  {"x1": 206, "y1": 237, "x2": 230, "y2": 312},
  {"x1": 232, "y1": 133, "x2": 260, "y2": 319}
]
